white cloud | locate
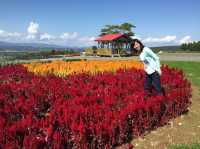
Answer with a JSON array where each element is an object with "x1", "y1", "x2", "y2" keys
[
  {"x1": 0, "y1": 30, "x2": 6, "y2": 38},
  {"x1": 141, "y1": 35, "x2": 196, "y2": 46},
  {"x1": 60, "y1": 32, "x2": 78, "y2": 40},
  {"x1": 0, "y1": 30, "x2": 22, "y2": 43},
  {"x1": 131, "y1": 36, "x2": 142, "y2": 40},
  {"x1": 79, "y1": 36, "x2": 95, "y2": 42},
  {"x1": 78, "y1": 36, "x2": 96, "y2": 46},
  {"x1": 161, "y1": 36, "x2": 177, "y2": 42},
  {"x1": 40, "y1": 33, "x2": 55, "y2": 40},
  {"x1": 7, "y1": 32, "x2": 21, "y2": 37},
  {"x1": 143, "y1": 35, "x2": 176, "y2": 43},
  {"x1": 0, "y1": 30, "x2": 5, "y2": 35},
  {"x1": 1, "y1": 21, "x2": 197, "y2": 47},
  {"x1": 27, "y1": 22, "x2": 39, "y2": 34},
  {"x1": 0, "y1": 30, "x2": 21, "y2": 38},
  {"x1": 26, "y1": 21, "x2": 40, "y2": 40},
  {"x1": 178, "y1": 36, "x2": 192, "y2": 44},
  {"x1": 26, "y1": 34, "x2": 37, "y2": 40}
]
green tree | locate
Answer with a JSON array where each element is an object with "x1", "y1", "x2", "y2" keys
[
  {"x1": 180, "y1": 41, "x2": 200, "y2": 51},
  {"x1": 180, "y1": 43, "x2": 187, "y2": 50},
  {"x1": 100, "y1": 22, "x2": 136, "y2": 36},
  {"x1": 119, "y1": 23, "x2": 136, "y2": 36}
]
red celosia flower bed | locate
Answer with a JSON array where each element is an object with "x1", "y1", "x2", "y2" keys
[{"x1": 0, "y1": 65, "x2": 192, "y2": 149}]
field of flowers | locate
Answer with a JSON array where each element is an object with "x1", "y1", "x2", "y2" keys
[
  {"x1": 23, "y1": 60, "x2": 144, "y2": 76},
  {"x1": 0, "y1": 60, "x2": 192, "y2": 149}
]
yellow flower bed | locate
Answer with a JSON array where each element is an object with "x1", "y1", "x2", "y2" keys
[{"x1": 24, "y1": 60, "x2": 143, "y2": 77}]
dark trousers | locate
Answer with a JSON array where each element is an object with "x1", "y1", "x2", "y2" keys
[{"x1": 144, "y1": 71, "x2": 162, "y2": 95}]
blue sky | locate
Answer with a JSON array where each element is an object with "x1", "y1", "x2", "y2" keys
[{"x1": 0, "y1": 0, "x2": 199, "y2": 46}]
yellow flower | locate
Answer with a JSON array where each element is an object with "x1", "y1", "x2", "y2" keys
[{"x1": 23, "y1": 60, "x2": 143, "y2": 77}]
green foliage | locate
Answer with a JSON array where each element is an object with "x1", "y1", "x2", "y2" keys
[
  {"x1": 100, "y1": 22, "x2": 136, "y2": 36},
  {"x1": 50, "y1": 49, "x2": 77, "y2": 55},
  {"x1": 0, "y1": 50, "x2": 79, "y2": 61},
  {"x1": 152, "y1": 48, "x2": 161, "y2": 53},
  {"x1": 181, "y1": 41, "x2": 200, "y2": 51}
]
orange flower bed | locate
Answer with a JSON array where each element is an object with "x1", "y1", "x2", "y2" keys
[{"x1": 24, "y1": 60, "x2": 144, "y2": 76}]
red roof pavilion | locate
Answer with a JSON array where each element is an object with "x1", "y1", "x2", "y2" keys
[{"x1": 93, "y1": 33, "x2": 134, "y2": 56}]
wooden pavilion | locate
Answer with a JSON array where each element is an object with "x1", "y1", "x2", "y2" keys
[{"x1": 94, "y1": 33, "x2": 133, "y2": 56}]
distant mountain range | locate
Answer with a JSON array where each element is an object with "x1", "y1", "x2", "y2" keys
[
  {"x1": 0, "y1": 41, "x2": 84, "y2": 52},
  {"x1": 0, "y1": 41, "x2": 181, "y2": 52}
]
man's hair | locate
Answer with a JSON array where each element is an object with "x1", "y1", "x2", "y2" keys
[{"x1": 131, "y1": 39, "x2": 144, "y2": 51}]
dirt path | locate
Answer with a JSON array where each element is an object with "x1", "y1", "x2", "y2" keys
[
  {"x1": 120, "y1": 85, "x2": 200, "y2": 149},
  {"x1": 158, "y1": 53, "x2": 200, "y2": 62},
  {"x1": 83, "y1": 53, "x2": 200, "y2": 61}
]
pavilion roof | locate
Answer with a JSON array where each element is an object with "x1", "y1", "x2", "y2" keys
[{"x1": 95, "y1": 33, "x2": 124, "y2": 42}]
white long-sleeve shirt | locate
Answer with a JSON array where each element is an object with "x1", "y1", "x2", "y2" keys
[{"x1": 139, "y1": 47, "x2": 161, "y2": 75}]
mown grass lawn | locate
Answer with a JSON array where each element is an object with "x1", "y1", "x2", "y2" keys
[{"x1": 162, "y1": 61, "x2": 200, "y2": 88}]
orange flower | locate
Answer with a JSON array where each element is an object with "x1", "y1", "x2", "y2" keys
[{"x1": 24, "y1": 60, "x2": 144, "y2": 77}]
